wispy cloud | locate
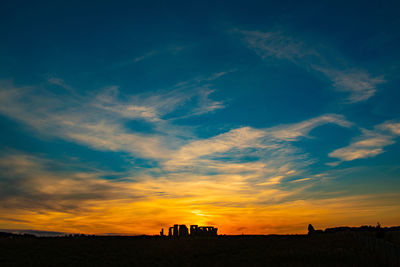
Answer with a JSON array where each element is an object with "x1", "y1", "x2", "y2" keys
[
  {"x1": 378, "y1": 122, "x2": 400, "y2": 135},
  {"x1": 0, "y1": 76, "x2": 227, "y2": 160},
  {"x1": 87, "y1": 45, "x2": 186, "y2": 75},
  {"x1": 266, "y1": 114, "x2": 351, "y2": 141},
  {"x1": 164, "y1": 114, "x2": 351, "y2": 187},
  {"x1": 190, "y1": 89, "x2": 225, "y2": 116},
  {"x1": 316, "y1": 68, "x2": 384, "y2": 103},
  {"x1": 133, "y1": 50, "x2": 158, "y2": 63},
  {"x1": 106, "y1": 50, "x2": 159, "y2": 71},
  {"x1": 236, "y1": 29, "x2": 385, "y2": 103},
  {"x1": 328, "y1": 121, "x2": 400, "y2": 165},
  {"x1": 0, "y1": 153, "x2": 139, "y2": 212}
]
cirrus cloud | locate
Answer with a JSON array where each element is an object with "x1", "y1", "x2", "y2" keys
[{"x1": 235, "y1": 28, "x2": 385, "y2": 103}]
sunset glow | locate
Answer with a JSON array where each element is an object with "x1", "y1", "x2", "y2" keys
[{"x1": 1, "y1": 1, "x2": 400, "y2": 235}]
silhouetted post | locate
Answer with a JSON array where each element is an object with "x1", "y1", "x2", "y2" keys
[
  {"x1": 160, "y1": 228, "x2": 164, "y2": 237},
  {"x1": 308, "y1": 224, "x2": 315, "y2": 235},
  {"x1": 168, "y1": 227, "x2": 173, "y2": 237},
  {"x1": 376, "y1": 222, "x2": 384, "y2": 239},
  {"x1": 173, "y1": 224, "x2": 179, "y2": 238},
  {"x1": 179, "y1": 225, "x2": 189, "y2": 237}
]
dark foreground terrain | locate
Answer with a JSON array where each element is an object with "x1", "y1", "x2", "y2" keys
[{"x1": 1, "y1": 232, "x2": 400, "y2": 266}]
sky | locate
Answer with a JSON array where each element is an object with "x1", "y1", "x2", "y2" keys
[{"x1": 1, "y1": 0, "x2": 400, "y2": 235}]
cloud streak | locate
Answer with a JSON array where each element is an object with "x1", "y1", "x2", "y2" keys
[
  {"x1": 236, "y1": 29, "x2": 385, "y2": 103},
  {"x1": 0, "y1": 153, "x2": 141, "y2": 212},
  {"x1": 0, "y1": 77, "x2": 228, "y2": 160},
  {"x1": 328, "y1": 121, "x2": 400, "y2": 164},
  {"x1": 163, "y1": 114, "x2": 352, "y2": 193}
]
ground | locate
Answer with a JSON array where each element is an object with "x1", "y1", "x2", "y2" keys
[{"x1": 1, "y1": 232, "x2": 399, "y2": 266}]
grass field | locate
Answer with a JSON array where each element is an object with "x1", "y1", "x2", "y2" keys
[{"x1": 1, "y1": 232, "x2": 399, "y2": 266}]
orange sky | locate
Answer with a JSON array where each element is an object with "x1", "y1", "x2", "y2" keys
[{"x1": 1, "y1": 155, "x2": 399, "y2": 235}]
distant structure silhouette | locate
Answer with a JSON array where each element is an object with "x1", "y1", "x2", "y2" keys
[
  {"x1": 190, "y1": 225, "x2": 218, "y2": 236},
  {"x1": 308, "y1": 224, "x2": 323, "y2": 235},
  {"x1": 164, "y1": 224, "x2": 218, "y2": 237},
  {"x1": 308, "y1": 223, "x2": 393, "y2": 236},
  {"x1": 308, "y1": 224, "x2": 315, "y2": 235}
]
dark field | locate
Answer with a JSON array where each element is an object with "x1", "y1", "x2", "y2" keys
[{"x1": 1, "y1": 232, "x2": 400, "y2": 266}]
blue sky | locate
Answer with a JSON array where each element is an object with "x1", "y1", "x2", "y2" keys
[{"x1": 0, "y1": 0, "x2": 400, "y2": 234}]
